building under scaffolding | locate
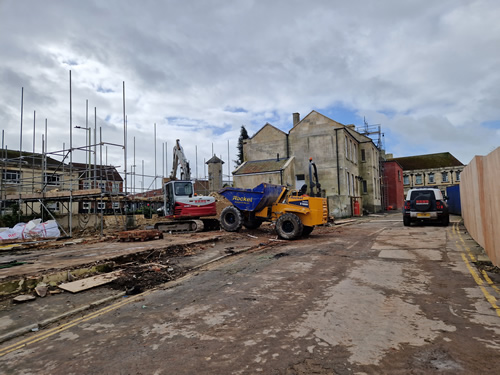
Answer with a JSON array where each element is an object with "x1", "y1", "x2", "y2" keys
[
  {"x1": 1, "y1": 75, "x2": 232, "y2": 237},
  {"x1": 0, "y1": 146, "x2": 130, "y2": 236},
  {"x1": 0, "y1": 145, "x2": 227, "y2": 237}
]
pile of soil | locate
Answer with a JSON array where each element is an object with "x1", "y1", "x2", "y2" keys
[{"x1": 109, "y1": 263, "x2": 185, "y2": 294}]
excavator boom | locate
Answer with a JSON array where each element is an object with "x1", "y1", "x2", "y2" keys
[
  {"x1": 170, "y1": 139, "x2": 191, "y2": 181},
  {"x1": 155, "y1": 139, "x2": 218, "y2": 233}
]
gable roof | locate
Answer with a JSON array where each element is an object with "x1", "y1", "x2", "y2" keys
[
  {"x1": 293, "y1": 110, "x2": 346, "y2": 129},
  {"x1": 1, "y1": 149, "x2": 65, "y2": 169},
  {"x1": 390, "y1": 152, "x2": 464, "y2": 171},
  {"x1": 70, "y1": 162, "x2": 123, "y2": 181},
  {"x1": 233, "y1": 158, "x2": 290, "y2": 175},
  {"x1": 249, "y1": 123, "x2": 287, "y2": 140}
]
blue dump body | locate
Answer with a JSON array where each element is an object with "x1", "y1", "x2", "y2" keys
[
  {"x1": 446, "y1": 185, "x2": 462, "y2": 215},
  {"x1": 218, "y1": 183, "x2": 285, "y2": 212}
]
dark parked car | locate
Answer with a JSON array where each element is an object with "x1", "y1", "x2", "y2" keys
[{"x1": 403, "y1": 188, "x2": 449, "y2": 226}]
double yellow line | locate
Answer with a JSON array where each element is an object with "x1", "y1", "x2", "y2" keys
[
  {"x1": 452, "y1": 222, "x2": 500, "y2": 317},
  {"x1": 0, "y1": 290, "x2": 152, "y2": 358},
  {"x1": 0, "y1": 244, "x2": 247, "y2": 358}
]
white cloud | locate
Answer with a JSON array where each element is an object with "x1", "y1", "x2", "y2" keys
[{"x1": 0, "y1": 0, "x2": 498, "y2": 189}]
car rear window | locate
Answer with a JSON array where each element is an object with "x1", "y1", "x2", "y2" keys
[{"x1": 410, "y1": 190, "x2": 434, "y2": 200}]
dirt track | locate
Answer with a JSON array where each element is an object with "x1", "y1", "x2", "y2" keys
[{"x1": 1, "y1": 213, "x2": 500, "y2": 374}]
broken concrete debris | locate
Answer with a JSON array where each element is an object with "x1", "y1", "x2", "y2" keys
[
  {"x1": 35, "y1": 283, "x2": 48, "y2": 298},
  {"x1": 13, "y1": 294, "x2": 36, "y2": 303}
]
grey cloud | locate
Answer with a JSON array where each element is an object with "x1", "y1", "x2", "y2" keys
[{"x1": 0, "y1": 0, "x2": 498, "y2": 186}]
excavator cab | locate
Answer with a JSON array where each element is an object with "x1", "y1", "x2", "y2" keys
[
  {"x1": 174, "y1": 181, "x2": 193, "y2": 196},
  {"x1": 155, "y1": 139, "x2": 218, "y2": 232},
  {"x1": 164, "y1": 180, "x2": 197, "y2": 216}
]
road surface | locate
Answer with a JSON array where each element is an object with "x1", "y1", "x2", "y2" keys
[{"x1": 1, "y1": 213, "x2": 499, "y2": 374}]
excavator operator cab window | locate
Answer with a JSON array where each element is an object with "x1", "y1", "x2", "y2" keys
[{"x1": 174, "y1": 182, "x2": 193, "y2": 196}]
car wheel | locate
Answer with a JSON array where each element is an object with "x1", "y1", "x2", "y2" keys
[
  {"x1": 403, "y1": 216, "x2": 411, "y2": 227},
  {"x1": 441, "y1": 215, "x2": 449, "y2": 227},
  {"x1": 276, "y1": 213, "x2": 303, "y2": 240},
  {"x1": 220, "y1": 206, "x2": 243, "y2": 232}
]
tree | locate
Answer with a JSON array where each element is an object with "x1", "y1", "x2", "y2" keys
[{"x1": 235, "y1": 125, "x2": 249, "y2": 167}]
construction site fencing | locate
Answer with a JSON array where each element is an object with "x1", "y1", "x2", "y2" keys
[{"x1": 460, "y1": 147, "x2": 500, "y2": 267}]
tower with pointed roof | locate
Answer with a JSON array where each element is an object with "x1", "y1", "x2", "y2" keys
[{"x1": 206, "y1": 155, "x2": 224, "y2": 192}]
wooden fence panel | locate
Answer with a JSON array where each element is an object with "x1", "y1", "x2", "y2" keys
[{"x1": 461, "y1": 148, "x2": 499, "y2": 266}]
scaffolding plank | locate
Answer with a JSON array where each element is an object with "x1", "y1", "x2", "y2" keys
[
  {"x1": 58, "y1": 270, "x2": 123, "y2": 293},
  {"x1": 6, "y1": 188, "x2": 103, "y2": 200}
]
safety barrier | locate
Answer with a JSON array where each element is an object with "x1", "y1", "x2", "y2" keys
[{"x1": 461, "y1": 147, "x2": 500, "y2": 266}]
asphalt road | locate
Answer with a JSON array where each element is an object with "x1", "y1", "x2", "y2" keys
[{"x1": 1, "y1": 213, "x2": 499, "y2": 374}]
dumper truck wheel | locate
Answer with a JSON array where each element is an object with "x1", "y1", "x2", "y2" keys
[
  {"x1": 244, "y1": 217, "x2": 263, "y2": 230},
  {"x1": 220, "y1": 206, "x2": 243, "y2": 232},
  {"x1": 276, "y1": 213, "x2": 303, "y2": 240},
  {"x1": 301, "y1": 226, "x2": 314, "y2": 237}
]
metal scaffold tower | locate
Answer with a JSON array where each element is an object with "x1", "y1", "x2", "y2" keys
[{"x1": 356, "y1": 117, "x2": 385, "y2": 151}]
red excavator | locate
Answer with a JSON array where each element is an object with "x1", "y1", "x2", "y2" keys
[{"x1": 154, "y1": 140, "x2": 219, "y2": 233}]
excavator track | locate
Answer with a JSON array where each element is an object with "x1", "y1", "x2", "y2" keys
[
  {"x1": 154, "y1": 218, "x2": 220, "y2": 233},
  {"x1": 155, "y1": 219, "x2": 204, "y2": 233}
]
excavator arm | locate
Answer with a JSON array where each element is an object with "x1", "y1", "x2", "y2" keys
[{"x1": 169, "y1": 139, "x2": 191, "y2": 181}]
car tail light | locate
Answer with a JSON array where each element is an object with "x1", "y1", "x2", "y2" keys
[
  {"x1": 404, "y1": 201, "x2": 410, "y2": 210},
  {"x1": 436, "y1": 201, "x2": 444, "y2": 210}
]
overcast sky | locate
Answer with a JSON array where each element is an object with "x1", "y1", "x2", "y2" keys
[{"x1": 1, "y1": 0, "x2": 498, "y2": 191}]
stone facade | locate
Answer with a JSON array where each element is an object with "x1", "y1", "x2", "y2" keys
[
  {"x1": 1, "y1": 149, "x2": 81, "y2": 214},
  {"x1": 240, "y1": 111, "x2": 382, "y2": 218},
  {"x1": 388, "y1": 152, "x2": 465, "y2": 197},
  {"x1": 1, "y1": 150, "x2": 125, "y2": 215},
  {"x1": 243, "y1": 124, "x2": 288, "y2": 162},
  {"x1": 206, "y1": 155, "x2": 224, "y2": 192},
  {"x1": 233, "y1": 157, "x2": 295, "y2": 188}
]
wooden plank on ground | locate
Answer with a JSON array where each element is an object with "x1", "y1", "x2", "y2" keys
[
  {"x1": 58, "y1": 270, "x2": 123, "y2": 293},
  {"x1": 334, "y1": 219, "x2": 356, "y2": 225}
]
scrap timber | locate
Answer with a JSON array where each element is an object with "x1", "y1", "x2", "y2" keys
[{"x1": 118, "y1": 229, "x2": 164, "y2": 242}]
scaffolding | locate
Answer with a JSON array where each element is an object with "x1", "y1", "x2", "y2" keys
[
  {"x1": 356, "y1": 117, "x2": 385, "y2": 150},
  {"x1": 0, "y1": 71, "x2": 233, "y2": 238}
]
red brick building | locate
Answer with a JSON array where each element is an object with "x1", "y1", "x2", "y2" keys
[{"x1": 383, "y1": 160, "x2": 404, "y2": 210}]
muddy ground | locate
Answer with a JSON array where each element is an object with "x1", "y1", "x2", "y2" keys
[{"x1": 1, "y1": 213, "x2": 500, "y2": 374}]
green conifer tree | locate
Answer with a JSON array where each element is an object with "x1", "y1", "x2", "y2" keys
[{"x1": 235, "y1": 125, "x2": 249, "y2": 167}]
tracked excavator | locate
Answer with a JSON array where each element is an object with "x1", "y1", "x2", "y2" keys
[{"x1": 154, "y1": 140, "x2": 219, "y2": 233}]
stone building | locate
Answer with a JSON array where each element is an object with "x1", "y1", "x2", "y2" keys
[
  {"x1": 234, "y1": 111, "x2": 382, "y2": 218},
  {"x1": 0, "y1": 149, "x2": 126, "y2": 216},
  {"x1": 233, "y1": 157, "x2": 294, "y2": 188},
  {"x1": 1, "y1": 149, "x2": 81, "y2": 214},
  {"x1": 206, "y1": 155, "x2": 224, "y2": 192},
  {"x1": 388, "y1": 152, "x2": 465, "y2": 196},
  {"x1": 1, "y1": 149, "x2": 74, "y2": 197}
]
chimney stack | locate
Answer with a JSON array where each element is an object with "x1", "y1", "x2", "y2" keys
[{"x1": 293, "y1": 113, "x2": 300, "y2": 127}]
